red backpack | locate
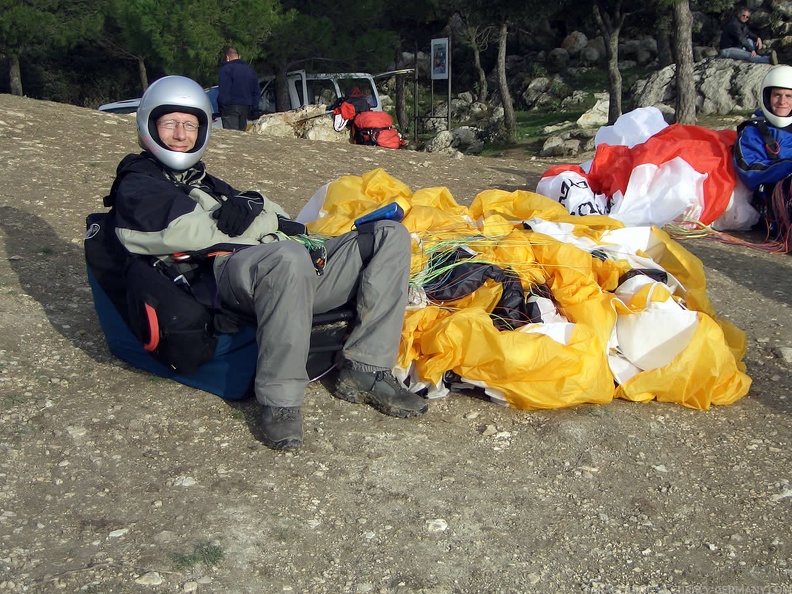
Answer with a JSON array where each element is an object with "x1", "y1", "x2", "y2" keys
[{"x1": 352, "y1": 111, "x2": 405, "y2": 149}]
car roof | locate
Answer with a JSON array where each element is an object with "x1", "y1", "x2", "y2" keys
[
  {"x1": 97, "y1": 98, "x2": 141, "y2": 114},
  {"x1": 98, "y1": 88, "x2": 219, "y2": 115}
]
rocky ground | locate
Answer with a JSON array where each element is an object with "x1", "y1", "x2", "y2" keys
[{"x1": 0, "y1": 94, "x2": 791, "y2": 594}]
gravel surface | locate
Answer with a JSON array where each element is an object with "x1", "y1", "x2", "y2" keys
[{"x1": 0, "y1": 94, "x2": 790, "y2": 593}]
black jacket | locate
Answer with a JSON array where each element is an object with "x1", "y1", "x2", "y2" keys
[
  {"x1": 720, "y1": 16, "x2": 758, "y2": 51},
  {"x1": 107, "y1": 152, "x2": 285, "y2": 258}
]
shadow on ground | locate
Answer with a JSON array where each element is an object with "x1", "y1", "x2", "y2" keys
[{"x1": 0, "y1": 205, "x2": 112, "y2": 364}]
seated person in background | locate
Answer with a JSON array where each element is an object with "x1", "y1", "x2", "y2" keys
[
  {"x1": 719, "y1": 6, "x2": 777, "y2": 65},
  {"x1": 733, "y1": 65, "x2": 792, "y2": 245},
  {"x1": 106, "y1": 75, "x2": 428, "y2": 450}
]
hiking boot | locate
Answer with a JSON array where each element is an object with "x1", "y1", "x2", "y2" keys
[
  {"x1": 261, "y1": 406, "x2": 303, "y2": 451},
  {"x1": 335, "y1": 365, "x2": 428, "y2": 418}
]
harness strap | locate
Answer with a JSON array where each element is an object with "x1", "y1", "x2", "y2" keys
[
  {"x1": 757, "y1": 119, "x2": 780, "y2": 161},
  {"x1": 356, "y1": 222, "x2": 377, "y2": 267}
]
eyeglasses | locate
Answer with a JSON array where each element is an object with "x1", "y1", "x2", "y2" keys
[{"x1": 157, "y1": 120, "x2": 200, "y2": 132}]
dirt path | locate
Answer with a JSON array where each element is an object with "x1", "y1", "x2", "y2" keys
[{"x1": 0, "y1": 94, "x2": 790, "y2": 593}]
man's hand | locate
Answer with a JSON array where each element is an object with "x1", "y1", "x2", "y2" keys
[
  {"x1": 276, "y1": 215, "x2": 307, "y2": 236},
  {"x1": 212, "y1": 191, "x2": 265, "y2": 237}
]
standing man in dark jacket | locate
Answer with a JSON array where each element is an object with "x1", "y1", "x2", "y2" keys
[
  {"x1": 218, "y1": 46, "x2": 260, "y2": 131},
  {"x1": 719, "y1": 6, "x2": 777, "y2": 64}
]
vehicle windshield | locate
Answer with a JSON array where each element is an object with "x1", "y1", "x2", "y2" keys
[{"x1": 336, "y1": 77, "x2": 378, "y2": 109}]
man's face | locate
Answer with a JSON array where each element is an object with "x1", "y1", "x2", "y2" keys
[
  {"x1": 770, "y1": 88, "x2": 792, "y2": 117},
  {"x1": 739, "y1": 10, "x2": 751, "y2": 21},
  {"x1": 156, "y1": 112, "x2": 200, "y2": 152}
]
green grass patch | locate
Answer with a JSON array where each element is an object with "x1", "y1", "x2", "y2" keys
[
  {"x1": 480, "y1": 108, "x2": 588, "y2": 157},
  {"x1": 170, "y1": 541, "x2": 225, "y2": 571},
  {"x1": 3, "y1": 393, "x2": 25, "y2": 405}
]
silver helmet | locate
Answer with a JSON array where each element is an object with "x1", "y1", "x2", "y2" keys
[
  {"x1": 761, "y1": 65, "x2": 792, "y2": 128},
  {"x1": 136, "y1": 75, "x2": 212, "y2": 171}
]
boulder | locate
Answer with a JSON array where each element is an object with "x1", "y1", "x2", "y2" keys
[
  {"x1": 632, "y1": 58, "x2": 773, "y2": 115},
  {"x1": 540, "y1": 136, "x2": 581, "y2": 157},
  {"x1": 547, "y1": 48, "x2": 570, "y2": 70},
  {"x1": 302, "y1": 118, "x2": 349, "y2": 143},
  {"x1": 457, "y1": 91, "x2": 475, "y2": 104},
  {"x1": 576, "y1": 94, "x2": 610, "y2": 128},
  {"x1": 521, "y1": 77, "x2": 552, "y2": 108},
  {"x1": 424, "y1": 130, "x2": 454, "y2": 153},
  {"x1": 561, "y1": 90, "x2": 589, "y2": 109},
  {"x1": 452, "y1": 126, "x2": 485, "y2": 155},
  {"x1": 580, "y1": 46, "x2": 601, "y2": 65},
  {"x1": 253, "y1": 116, "x2": 295, "y2": 139},
  {"x1": 423, "y1": 126, "x2": 485, "y2": 156},
  {"x1": 253, "y1": 105, "x2": 349, "y2": 142},
  {"x1": 587, "y1": 36, "x2": 607, "y2": 58},
  {"x1": 561, "y1": 31, "x2": 588, "y2": 56}
]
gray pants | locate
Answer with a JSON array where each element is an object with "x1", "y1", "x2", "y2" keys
[{"x1": 215, "y1": 220, "x2": 411, "y2": 407}]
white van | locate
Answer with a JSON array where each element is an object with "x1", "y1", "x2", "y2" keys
[{"x1": 258, "y1": 70, "x2": 382, "y2": 114}]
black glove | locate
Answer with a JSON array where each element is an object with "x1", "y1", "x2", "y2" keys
[
  {"x1": 277, "y1": 215, "x2": 307, "y2": 236},
  {"x1": 212, "y1": 191, "x2": 264, "y2": 237}
]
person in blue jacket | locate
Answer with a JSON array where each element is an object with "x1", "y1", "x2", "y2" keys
[
  {"x1": 217, "y1": 46, "x2": 260, "y2": 131},
  {"x1": 106, "y1": 76, "x2": 428, "y2": 450},
  {"x1": 734, "y1": 65, "x2": 792, "y2": 243}
]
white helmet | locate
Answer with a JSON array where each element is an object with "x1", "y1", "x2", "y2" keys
[
  {"x1": 761, "y1": 65, "x2": 792, "y2": 128},
  {"x1": 136, "y1": 75, "x2": 212, "y2": 171}
]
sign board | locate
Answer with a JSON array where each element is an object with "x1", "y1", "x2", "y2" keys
[{"x1": 431, "y1": 38, "x2": 449, "y2": 80}]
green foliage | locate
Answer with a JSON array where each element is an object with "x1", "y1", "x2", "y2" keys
[
  {"x1": 216, "y1": 0, "x2": 284, "y2": 75},
  {"x1": 102, "y1": 0, "x2": 173, "y2": 86},
  {"x1": 347, "y1": 29, "x2": 399, "y2": 72},
  {"x1": 0, "y1": 0, "x2": 102, "y2": 59},
  {"x1": 169, "y1": 0, "x2": 225, "y2": 81},
  {"x1": 264, "y1": 0, "x2": 399, "y2": 74},
  {"x1": 170, "y1": 541, "x2": 225, "y2": 571},
  {"x1": 0, "y1": 0, "x2": 59, "y2": 58},
  {"x1": 262, "y1": 10, "x2": 332, "y2": 73}
]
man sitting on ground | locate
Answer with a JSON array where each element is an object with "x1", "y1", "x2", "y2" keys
[
  {"x1": 104, "y1": 75, "x2": 428, "y2": 450},
  {"x1": 719, "y1": 6, "x2": 777, "y2": 65}
]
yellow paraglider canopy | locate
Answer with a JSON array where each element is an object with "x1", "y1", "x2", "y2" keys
[{"x1": 301, "y1": 168, "x2": 750, "y2": 411}]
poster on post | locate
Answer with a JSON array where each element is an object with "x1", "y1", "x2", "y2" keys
[{"x1": 431, "y1": 38, "x2": 449, "y2": 80}]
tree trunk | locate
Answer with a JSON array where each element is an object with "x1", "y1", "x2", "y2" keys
[
  {"x1": 673, "y1": 0, "x2": 696, "y2": 125},
  {"x1": 138, "y1": 57, "x2": 149, "y2": 92},
  {"x1": 275, "y1": 68, "x2": 290, "y2": 112},
  {"x1": 605, "y1": 33, "x2": 622, "y2": 124},
  {"x1": 497, "y1": 22, "x2": 516, "y2": 142},
  {"x1": 9, "y1": 55, "x2": 23, "y2": 96},
  {"x1": 395, "y1": 43, "x2": 408, "y2": 132},
  {"x1": 593, "y1": 2, "x2": 623, "y2": 124},
  {"x1": 472, "y1": 35, "x2": 487, "y2": 103}
]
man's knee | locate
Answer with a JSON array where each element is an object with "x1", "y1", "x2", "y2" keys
[
  {"x1": 258, "y1": 241, "x2": 315, "y2": 281},
  {"x1": 367, "y1": 221, "x2": 411, "y2": 273},
  {"x1": 373, "y1": 219, "x2": 410, "y2": 249}
]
